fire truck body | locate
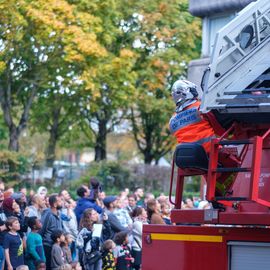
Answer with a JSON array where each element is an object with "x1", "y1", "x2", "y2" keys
[
  {"x1": 143, "y1": 225, "x2": 270, "y2": 270},
  {"x1": 142, "y1": 129, "x2": 270, "y2": 269},
  {"x1": 142, "y1": 0, "x2": 270, "y2": 269}
]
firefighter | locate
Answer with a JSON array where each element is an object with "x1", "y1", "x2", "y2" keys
[
  {"x1": 169, "y1": 79, "x2": 239, "y2": 197},
  {"x1": 169, "y1": 79, "x2": 216, "y2": 153}
]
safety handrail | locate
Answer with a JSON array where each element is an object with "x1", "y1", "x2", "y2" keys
[
  {"x1": 207, "y1": 126, "x2": 270, "y2": 208},
  {"x1": 169, "y1": 158, "x2": 176, "y2": 206},
  {"x1": 250, "y1": 127, "x2": 270, "y2": 207}
]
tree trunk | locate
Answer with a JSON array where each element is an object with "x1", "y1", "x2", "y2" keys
[
  {"x1": 94, "y1": 119, "x2": 107, "y2": 162},
  {"x1": 144, "y1": 151, "x2": 154, "y2": 164},
  {"x1": 46, "y1": 108, "x2": 61, "y2": 167},
  {"x1": 143, "y1": 124, "x2": 154, "y2": 164},
  {"x1": 8, "y1": 125, "x2": 20, "y2": 152},
  {"x1": 0, "y1": 74, "x2": 37, "y2": 152},
  {"x1": 46, "y1": 131, "x2": 58, "y2": 167}
]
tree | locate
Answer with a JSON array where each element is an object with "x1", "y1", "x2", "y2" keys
[
  {"x1": 28, "y1": 0, "x2": 138, "y2": 163},
  {"x1": 0, "y1": 114, "x2": 8, "y2": 150},
  {"x1": 127, "y1": 0, "x2": 201, "y2": 163},
  {"x1": 0, "y1": 0, "x2": 105, "y2": 152},
  {"x1": 73, "y1": 0, "x2": 201, "y2": 163},
  {"x1": 73, "y1": 0, "x2": 138, "y2": 161},
  {"x1": 79, "y1": 50, "x2": 137, "y2": 161},
  {"x1": 30, "y1": 90, "x2": 81, "y2": 167},
  {"x1": 130, "y1": 89, "x2": 175, "y2": 164}
]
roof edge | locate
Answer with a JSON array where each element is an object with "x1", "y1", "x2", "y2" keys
[{"x1": 189, "y1": 0, "x2": 256, "y2": 17}]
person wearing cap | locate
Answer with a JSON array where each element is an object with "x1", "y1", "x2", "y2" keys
[{"x1": 103, "y1": 196, "x2": 129, "y2": 239}]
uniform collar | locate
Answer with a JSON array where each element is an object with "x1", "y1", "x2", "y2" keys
[{"x1": 175, "y1": 99, "x2": 197, "y2": 113}]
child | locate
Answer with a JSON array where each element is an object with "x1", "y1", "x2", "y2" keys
[
  {"x1": 61, "y1": 233, "x2": 75, "y2": 267},
  {"x1": 51, "y1": 230, "x2": 66, "y2": 270},
  {"x1": 4, "y1": 216, "x2": 24, "y2": 270},
  {"x1": 102, "y1": 240, "x2": 116, "y2": 270},
  {"x1": 113, "y1": 232, "x2": 134, "y2": 270},
  {"x1": 160, "y1": 202, "x2": 172, "y2": 225},
  {"x1": 26, "y1": 217, "x2": 46, "y2": 270},
  {"x1": 60, "y1": 233, "x2": 72, "y2": 263}
]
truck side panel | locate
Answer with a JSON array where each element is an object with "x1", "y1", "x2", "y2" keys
[{"x1": 142, "y1": 225, "x2": 270, "y2": 270}]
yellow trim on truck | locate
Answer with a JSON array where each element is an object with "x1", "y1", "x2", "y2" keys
[{"x1": 151, "y1": 233, "x2": 223, "y2": 243}]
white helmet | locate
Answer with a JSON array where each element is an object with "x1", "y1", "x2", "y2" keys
[{"x1": 171, "y1": 80, "x2": 198, "y2": 106}]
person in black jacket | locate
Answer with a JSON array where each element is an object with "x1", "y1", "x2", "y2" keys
[
  {"x1": 39, "y1": 194, "x2": 63, "y2": 270},
  {"x1": 103, "y1": 197, "x2": 129, "y2": 240}
]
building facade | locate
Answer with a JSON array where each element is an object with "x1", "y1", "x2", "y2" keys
[{"x1": 188, "y1": 0, "x2": 255, "y2": 88}]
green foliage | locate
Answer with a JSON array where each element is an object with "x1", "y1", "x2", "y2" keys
[
  {"x1": 0, "y1": 117, "x2": 8, "y2": 150},
  {"x1": 184, "y1": 176, "x2": 201, "y2": 193},
  {"x1": 0, "y1": 0, "x2": 202, "y2": 170},
  {"x1": 182, "y1": 191, "x2": 200, "y2": 201},
  {"x1": 182, "y1": 175, "x2": 201, "y2": 200},
  {"x1": 70, "y1": 161, "x2": 173, "y2": 195},
  {"x1": 0, "y1": 150, "x2": 31, "y2": 184},
  {"x1": 125, "y1": 0, "x2": 202, "y2": 163},
  {"x1": 59, "y1": 125, "x2": 95, "y2": 150},
  {"x1": 69, "y1": 161, "x2": 201, "y2": 200},
  {"x1": 71, "y1": 161, "x2": 131, "y2": 194},
  {"x1": 0, "y1": 0, "x2": 106, "y2": 152}
]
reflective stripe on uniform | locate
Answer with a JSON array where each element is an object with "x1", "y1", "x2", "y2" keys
[
  {"x1": 180, "y1": 136, "x2": 216, "y2": 146},
  {"x1": 193, "y1": 136, "x2": 216, "y2": 145},
  {"x1": 169, "y1": 107, "x2": 201, "y2": 133}
]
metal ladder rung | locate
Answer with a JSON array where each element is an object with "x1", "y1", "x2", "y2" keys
[
  {"x1": 224, "y1": 88, "x2": 270, "y2": 95},
  {"x1": 217, "y1": 140, "x2": 252, "y2": 145},
  {"x1": 215, "y1": 197, "x2": 247, "y2": 201},
  {"x1": 218, "y1": 94, "x2": 270, "y2": 99},
  {"x1": 214, "y1": 167, "x2": 250, "y2": 173},
  {"x1": 224, "y1": 104, "x2": 260, "y2": 108}
]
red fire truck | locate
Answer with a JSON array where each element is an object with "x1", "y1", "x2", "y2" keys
[{"x1": 142, "y1": 0, "x2": 270, "y2": 269}]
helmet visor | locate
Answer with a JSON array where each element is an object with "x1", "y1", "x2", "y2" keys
[{"x1": 171, "y1": 90, "x2": 187, "y2": 105}]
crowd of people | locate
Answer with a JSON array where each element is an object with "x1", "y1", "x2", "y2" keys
[{"x1": 0, "y1": 177, "x2": 206, "y2": 270}]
